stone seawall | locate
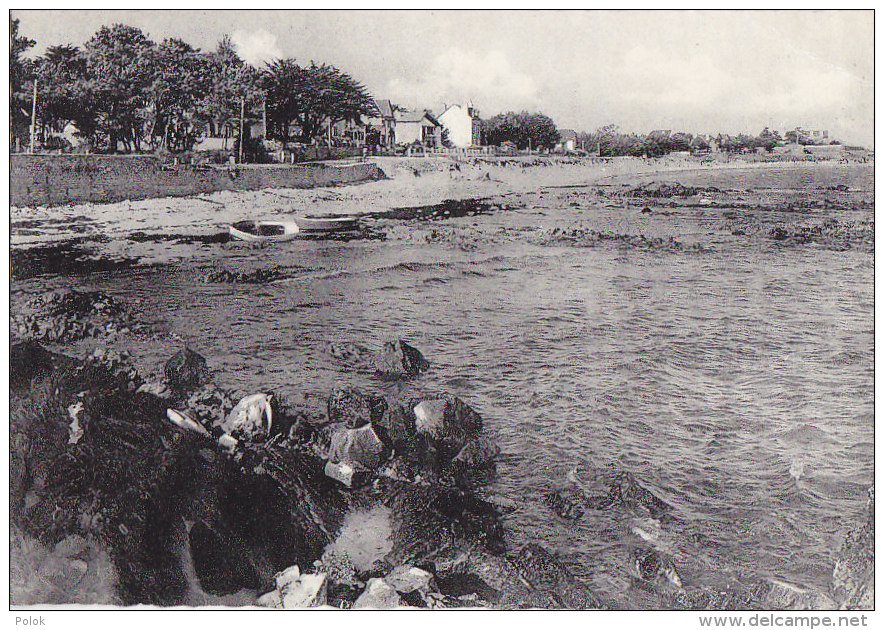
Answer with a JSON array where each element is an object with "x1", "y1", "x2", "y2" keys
[{"x1": 10, "y1": 154, "x2": 383, "y2": 207}]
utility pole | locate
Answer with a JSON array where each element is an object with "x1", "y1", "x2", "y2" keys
[
  {"x1": 262, "y1": 96, "x2": 267, "y2": 140},
  {"x1": 238, "y1": 95, "x2": 245, "y2": 164},
  {"x1": 29, "y1": 79, "x2": 38, "y2": 154}
]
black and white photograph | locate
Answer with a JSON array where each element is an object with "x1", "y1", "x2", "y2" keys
[{"x1": 7, "y1": 8, "x2": 874, "y2": 618}]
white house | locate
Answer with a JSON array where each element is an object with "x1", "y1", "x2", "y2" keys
[
  {"x1": 393, "y1": 110, "x2": 443, "y2": 147},
  {"x1": 438, "y1": 101, "x2": 482, "y2": 148}
]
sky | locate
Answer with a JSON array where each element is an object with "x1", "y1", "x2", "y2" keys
[{"x1": 12, "y1": 9, "x2": 874, "y2": 146}]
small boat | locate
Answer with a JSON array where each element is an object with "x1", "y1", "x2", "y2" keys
[
  {"x1": 295, "y1": 214, "x2": 360, "y2": 232},
  {"x1": 229, "y1": 220, "x2": 300, "y2": 243}
]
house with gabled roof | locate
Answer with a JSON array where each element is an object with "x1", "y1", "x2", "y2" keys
[
  {"x1": 438, "y1": 101, "x2": 482, "y2": 148},
  {"x1": 555, "y1": 129, "x2": 578, "y2": 152},
  {"x1": 393, "y1": 109, "x2": 443, "y2": 148}
]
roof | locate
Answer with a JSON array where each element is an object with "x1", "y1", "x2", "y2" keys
[
  {"x1": 440, "y1": 103, "x2": 479, "y2": 119},
  {"x1": 558, "y1": 129, "x2": 578, "y2": 142},
  {"x1": 648, "y1": 129, "x2": 672, "y2": 139},
  {"x1": 374, "y1": 99, "x2": 394, "y2": 119},
  {"x1": 395, "y1": 110, "x2": 441, "y2": 126}
]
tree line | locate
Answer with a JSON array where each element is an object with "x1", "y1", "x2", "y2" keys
[
  {"x1": 10, "y1": 19, "x2": 376, "y2": 154},
  {"x1": 575, "y1": 125, "x2": 792, "y2": 157}
]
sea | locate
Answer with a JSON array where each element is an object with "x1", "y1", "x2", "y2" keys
[{"x1": 10, "y1": 161, "x2": 874, "y2": 608}]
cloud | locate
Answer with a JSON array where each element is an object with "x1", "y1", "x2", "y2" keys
[
  {"x1": 387, "y1": 48, "x2": 538, "y2": 114},
  {"x1": 231, "y1": 29, "x2": 283, "y2": 66}
]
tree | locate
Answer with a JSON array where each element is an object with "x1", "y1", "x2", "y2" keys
[
  {"x1": 10, "y1": 17, "x2": 36, "y2": 146},
  {"x1": 482, "y1": 111, "x2": 560, "y2": 150},
  {"x1": 35, "y1": 45, "x2": 90, "y2": 137},
  {"x1": 195, "y1": 35, "x2": 260, "y2": 142},
  {"x1": 756, "y1": 127, "x2": 780, "y2": 152},
  {"x1": 262, "y1": 59, "x2": 376, "y2": 144},
  {"x1": 81, "y1": 24, "x2": 157, "y2": 152},
  {"x1": 146, "y1": 38, "x2": 213, "y2": 151}
]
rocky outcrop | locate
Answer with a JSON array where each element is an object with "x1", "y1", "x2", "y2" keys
[
  {"x1": 11, "y1": 289, "x2": 144, "y2": 344},
  {"x1": 831, "y1": 487, "x2": 874, "y2": 609},
  {"x1": 10, "y1": 339, "x2": 610, "y2": 609},
  {"x1": 163, "y1": 348, "x2": 209, "y2": 395}
]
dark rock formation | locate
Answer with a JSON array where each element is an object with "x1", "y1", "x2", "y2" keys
[
  {"x1": 11, "y1": 289, "x2": 143, "y2": 344},
  {"x1": 832, "y1": 487, "x2": 874, "y2": 609},
  {"x1": 164, "y1": 347, "x2": 209, "y2": 395},
  {"x1": 374, "y1": 340, "x2": 430, "y2": 379},
  {"x1": 327, "y1": 388, "x2": 387, "y2": 429},
  {"x1": 544, "y1": 489, "x2": 585, "y2": 520}
]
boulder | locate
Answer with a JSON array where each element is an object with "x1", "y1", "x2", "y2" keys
[
  {"x1": 386, "y1": 565, "x2": 433, "y2": 594},
  {"x1": 163, "y1": 348, "x2": 208, "y2": 393},
  {"x1": 324, "y1": 461, "x2": 371, "y2": 489},
  {"x1": 275, "y1": 565, "x2": 328, "y2": 608},
  {"x1": 327, "y1": 388, "x2": 387, "y2": 429},
  {"x1": 328, "y1": 424, "x2": 385, "y2": 470},
  {"x1": 255, "y1": 590, "x2": 281, "y2": 608},
  {"x1": 544, "y1": 489, "x2": 585, "y2": 520},
  {"x1": 374, "y1": 340, "x2": 430, "y2": 379},
  {"x1": 10, "y1": 341, "x2": 56, "y2": 390},
  {"x1": 413, "y1": 394, "x2": 482, "y2": 441},
  {"x1": 373, "y1": 404, "x2": 416, "y2": 449},
  {"x1": 352, "y1": 577, "x2": 402, "y2": 609},
  {"x1": 220, "y1": 393, "x2": 274, "y2": 441}
]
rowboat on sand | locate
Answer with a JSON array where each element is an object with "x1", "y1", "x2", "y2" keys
[
  {"x1": 229, "y1": 220, "x2": 300, "y2": 242},
  {"x1": 295, "y1": 214, "x2": 360, "y2": 232}
]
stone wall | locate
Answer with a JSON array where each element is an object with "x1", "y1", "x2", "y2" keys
[{"x1": 10, "y1": 154, "x2": 382, "y2": 207}]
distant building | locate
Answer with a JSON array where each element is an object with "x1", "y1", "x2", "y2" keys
[
  {"x1": 393, "y1": 109, "x2": 443, "y2": 148},
  {"x1": 327, "y1": 117, "x2": 366, "y2": 147},
  {"x1": 365, "y1": 99, "x2": 398, "y2": 147},
  {"x1": 438, "y1": 101, "x2": 482, "y2": 147},
  {"x1": 786, "y1": 127, "x2": 830, "y2": 145},
  {"x1": 555, "y1": 129, "x2": 578, "y2": 152},
  {"x1": 498, "y1": 140, "x2": 518, "y2": 155}
]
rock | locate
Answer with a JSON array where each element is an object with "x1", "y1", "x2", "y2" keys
[
  {"x1": 452, "y1": 438, "x2": 500, "y2": 469},
  {"x1": 434, "y1": 571, "x2": 500, "y2": 603},
  {"x1": 413, "y1": 394, "x2": 482, "y2": 441},
  {"x1": 163, "y1": 348, "x2": 208, "y2": 393},
  {"x1": 221, "y1": 393, "x2": 273, "y2": 441},
  {"x1": 386, "y1": 565, "x2": 433, "y2": 594},
  {"x1": 85, "y1": 348, "x2": 142, "y2": 391},
  {"x1": 10, "y1": 341, "x2": 56, "y2": 389},
  {"x1": 544, "y1": 489, "x2": 585, "y2": 520},
  {"x1": 352, "y1": 577, "x2": 402, "y2": 609},
  {"x1": 754, "y1": 578, "x2": 836, "y2": 610},
  {"x1": 832, "y1": 486, "x2": 874, "y2": 609},
  {"x1": 328, "y1": 424, "x2": 385, "y2": 470},
  {"x1": 632, "y1": 548, "x2": 682, "y2": 590},
  {"x1": 324, "y1": 461, "x2": 371, "y2": 489},
  {"x1": 374, "y1": 340, "x2": 430, "y2": 379},
  {"x1": 275, "y1": 565, "x2": 328, "y2": 608},
  {"x1": 166, "y1": 409, "x2": 211, "y2": 437},
  {"x1": 374, "y1": 404, "x2": 416, "y2": 449},
  {"x1": 255, "y1": 590, "x2": 281, "y2": 608},
  {"x1": 327, "y1": 388, "x2": 386, "y2": 429},
  {"x1": 413, "y1": 399, "x2": 446, "y2": 436},
  {"x1": 509, "y1": 544, "x2": 603, "y2": 609},
  {"x1": 136, "y1": 381, "x2": 170, "y2": 399}
]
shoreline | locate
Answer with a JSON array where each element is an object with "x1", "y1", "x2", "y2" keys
[{"x1": 10, "y1": 155, "x2": 868, "y2": 251}]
